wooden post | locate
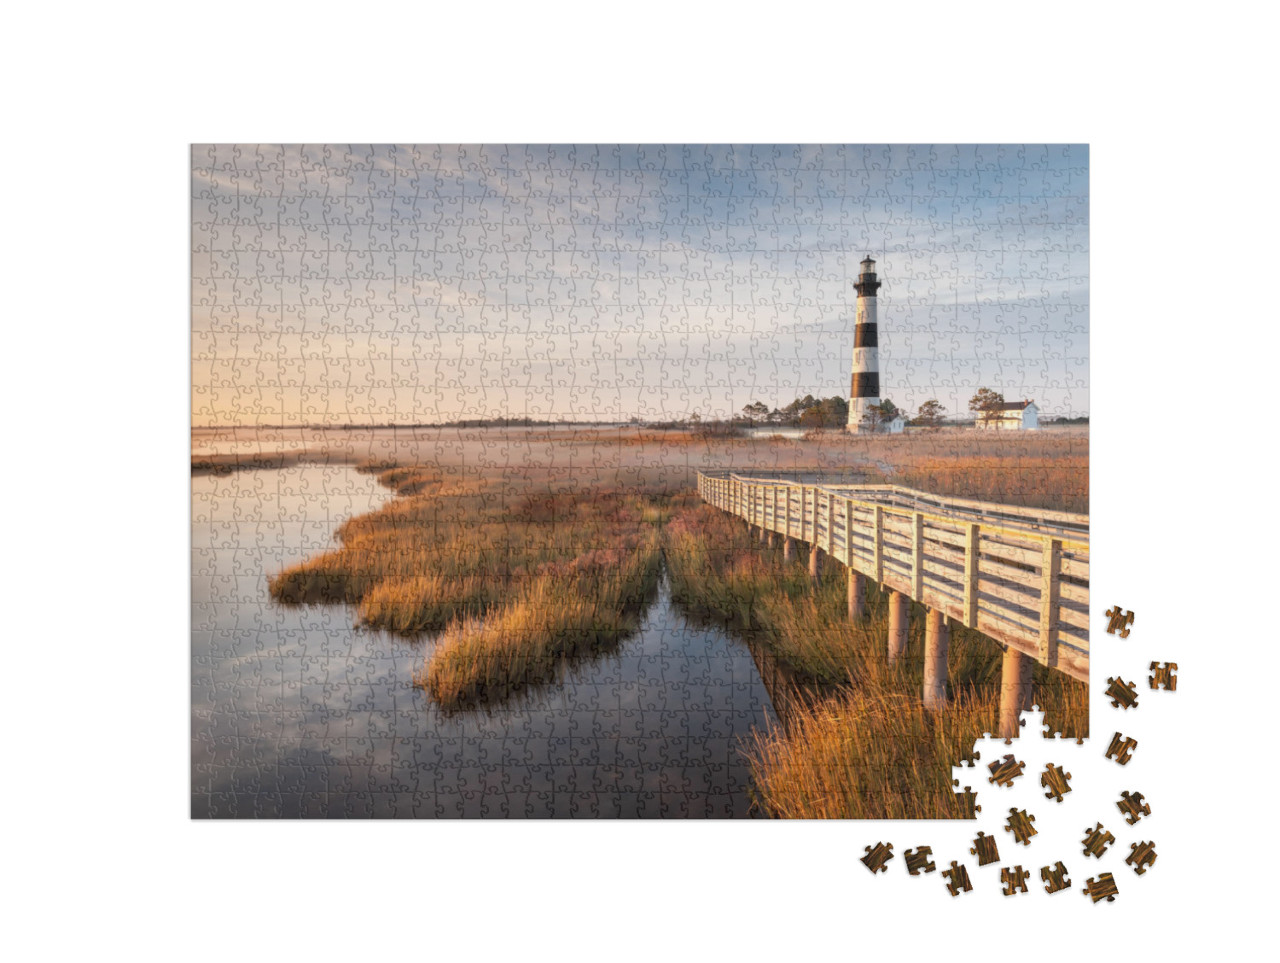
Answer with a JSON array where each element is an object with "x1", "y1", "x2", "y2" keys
[
  {"x1": 783, "y1": 536, "x2": 794, "y2": 562},
  {"x1": 848, "y1": 566, "x2": 866, "y2": 619},
  {"x1": 1039, "y1": 538, "x2": 1062, "y2": 668},
  {"x1": 923, "y1": 608, "x2": 950, "y2": 708},
  {"x1": 963, "y1": 522, "x2": 980, "y2": 629},
  {"x1": 826, "y1": 492, "x2": 834, "y2": 556},
  {"x1": 912, "y1": 512, "x2": 924, "y2": 599},
  {"x1": 808, "y1": 541, "x2": 822, "y2": 584},
  {"x1": 873, "y1": 505, "x2": 884, "y2": 584},
  {"x1": 999, "y1": 646, "x2": 1036, "y2": 738},
  {"x1": 887, "y1": 591, "x2": 908, "y2": 663}
]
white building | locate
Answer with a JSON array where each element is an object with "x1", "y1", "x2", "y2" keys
[{"x1": 977, "y1": 400, "x2": 1039, "y2": 430}]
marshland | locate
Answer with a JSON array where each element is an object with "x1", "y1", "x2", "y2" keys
[{"x1": 192, "y1": 423, "x2": 1088, "y2": 818}]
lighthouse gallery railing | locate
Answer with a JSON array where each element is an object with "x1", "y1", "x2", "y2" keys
[{"x1": 696, "y1": 470, "x2": 1089, "y2": 682}]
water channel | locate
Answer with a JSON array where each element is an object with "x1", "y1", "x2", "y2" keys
[{"x1": 192, "y1": 464, "x2": 782, "y2": 817}]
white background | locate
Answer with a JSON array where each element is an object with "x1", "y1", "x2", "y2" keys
[{"x1": 6, "y1": 1, "x2": 1275, "y2": 958}]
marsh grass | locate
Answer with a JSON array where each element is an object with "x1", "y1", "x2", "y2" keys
[
  {"x1": 419, "y1": 530, "x2": 662, "y2": 707},
  {"x1": 661, "y1": 502, "x2": 1089, "y2": 818},
  {"x1": 268, "y1": 465, "x2": 677, "y2": 707}
]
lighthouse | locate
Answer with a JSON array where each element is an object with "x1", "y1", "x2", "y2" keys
[{"x1": 846, "y1": 255, "x2": 882, "y2": 432}]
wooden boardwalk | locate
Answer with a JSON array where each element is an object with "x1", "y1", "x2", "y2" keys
[{"x1": 697, "y1": 469, "x2": 1088, "y2": 730}]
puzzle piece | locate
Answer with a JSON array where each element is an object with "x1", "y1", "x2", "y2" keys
[
  {"x1": 953, "y1": 783, "x2": 981, "y2": 818},
  {"x1": 988, "y1": 753, "x2": 1026, "y2": 788},
  {"x1": 1117, "y1": 790, "x2": 1151, "y2": 825},
  {"x1": 1004, "y1": 808, "x2": 1038, "y2": 846},
  {"x1": 970, "y1": 831, "x2": 1001, "y2": 866},
  {"x1": 1126, "y1": 840, "x2": 1158, "y2": 875},
  {"x1": 942, "y1": 861, "x2": 973, "y2": 897},
  {"x1": 1082, "y1": 822, "x2": 1115, "y2": 858},
  {"x1": 1105, "y1": 606, "x2": 1134, "y2": 637},
  {"x1": 1149, "y1": 661, "x2": 1177, "y2": 690},
  {"x1": 861, "y1": 842, "x2": 894, "y2": 874},
  {"x1": 1083, "y1": 872, "x2": 1119, "y2": 903},
  {"x1": 904, "y1": 847, "x2": 937, "y2": 876},
  {"x1": 1041, "y1": 861, "x2": 1071, "y2": 894},
  {"x1": 1106, "y1": 676, "x2": 1139, "y2": 710},
  {"x1": 1040, "y1": 762, "x2": 1072, "y2": 802},
  {"x1": 1000, "y1": 865, "x2": 1030, "y2": 895},
  {"x1": 1105, "y1": 732, "x2": 1138, "y2": 765}
]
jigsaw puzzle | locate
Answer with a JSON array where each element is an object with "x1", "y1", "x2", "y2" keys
[
  {"x1": 1126, "y1": 841, "x2": 1158, "y2": 876},
  {"x1": 1082, "y1": 822, "x2": 1116, "y2": 859},
  {"x1": 862, "y1": 842, "x2": 895, "y2": 874},
  {"x1": 904, "y1": 847, "x2": 937, "y2": 876},
  {"x1": 1001, "y1": 866, "x2": 1031, "y2": 896},
  {"x1": 1041, "y1": 862, "x2": 1071, "y2": 894},
  {"x1": 1117, "y1": 790, "x2": 1152, "y2": 826},
  {"x1": 191, "y1": 144, "x2": 1089, "y2": 819},
  {"x1": 942, "y1": 861, "x2": 974, "y2": 897},
  {"x1": 1104, "y1": 732, "x2": 1139, "y2": 765},
  {"x1": 1082, "y1": 873, "x2": 1119, "y2": 904}
]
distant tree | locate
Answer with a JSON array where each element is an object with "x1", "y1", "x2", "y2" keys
[
  {"x1": 798, "y1": 406, "x2": 826, "y2": 428},
  {"x1": 916, "y1": 399, "x2": 946, "y2": 429},
  {"x1": 688, "y1": 411, "x2": 701, "y2": 426},
  {"x1": 860, "y1": 400, "x2": 900, "y2": 433},
  {"x1": 823, "y1": 396, "x2": 850, "y2": 426},
  {"x1": 969, "y1": 388, "x2": 1005, "y2": 426},
  {"x1": 742, "y1": 401, "x2": 770, "y2": 425}
]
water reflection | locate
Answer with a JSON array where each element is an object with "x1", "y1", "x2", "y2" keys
[{"x1": 192, "y1": 465, "x2": 779, "y2": 817}]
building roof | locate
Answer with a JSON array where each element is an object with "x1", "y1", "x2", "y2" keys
[{"x1": 990, "y1": 400, "x2": 1035, "y2": 411}]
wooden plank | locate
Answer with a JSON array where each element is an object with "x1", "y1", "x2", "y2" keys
[
  {"x1": 1057, "y1": 601, "x2": 1089, "y2": 631},
  {"x1": 1058, "y1": 581, "x2": 1089, "y2": 605},
  {"x1": 1039, "y1": 538, "x2": 1062, "y2": 668}
]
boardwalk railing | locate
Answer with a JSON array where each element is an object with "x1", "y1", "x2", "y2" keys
[{"x1": 697, "y1": 470, "x2": 1089, "y2": 683}]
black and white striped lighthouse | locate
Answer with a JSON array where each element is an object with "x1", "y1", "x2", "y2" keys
[{"x1": 846, "y1": 255, "x2": 882, "y2": 432}]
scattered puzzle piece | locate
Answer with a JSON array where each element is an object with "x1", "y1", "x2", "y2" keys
[
  {"x1": 1105, "y1": 732, "x2": 1138, "y2": 765},
  {"x1": 942, "y1": 861, "x2": 973, "y2": 897},
  {"x1": 861, "y1": 842, "x2": 894, "y2": 874},
  {"x1": 1117, "y1": 790, "x2": 1151, "y2": 825},
  {"x1": 1082, "y1": 822, "x2": 1115, "y2": 858},
  {"x1": 1106, "y1": 676, "x2": 1139, "y2": 709},
  {"x1": 1000, "y1": 865, "x2": 1030, "y2": 895},
  {"x1": 1105, "y1": 606, "x2": 1134, "y2": 637},
  {"x1": 1149, "y1": 661, "x2": 1177, "y2": 690},
  {"x1": 970, "y1": 831, "x2": 1001, "y2": 866},
  {"x1": 1041, "y1": 861, "x2": 1071, "y2": 894},
  {"x1": 987, "y1": 753, "x2": 1026, "y2": 788},
  {"x1": 1004, "y1": 808, "x2": 1037, "y2": 846},
  {"x1": 1083, "y1": 872, "x2": 1119, "y2": 903},
  {"x1": 904, "y1": 847, "x2": 936, "y2": 876},
  {"x1": 1040, "y1": 762, "x2": 1072, "y2": 802},
  {"x1": 1126, "y1": 840, "x2": 1157, "y2": 875}
]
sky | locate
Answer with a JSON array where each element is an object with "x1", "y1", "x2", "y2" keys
[{"x1": 191, "y1": 144, "x2": 1088, "y2": 426}]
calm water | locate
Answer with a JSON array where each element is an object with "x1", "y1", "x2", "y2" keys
[{"x1": 192, "y1": 464, "x2": 779, "y2": 817}]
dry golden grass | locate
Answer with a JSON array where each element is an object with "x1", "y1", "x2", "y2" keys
[{"x1": 419, "y1": 530, "x2": 662, "y2": 707}]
